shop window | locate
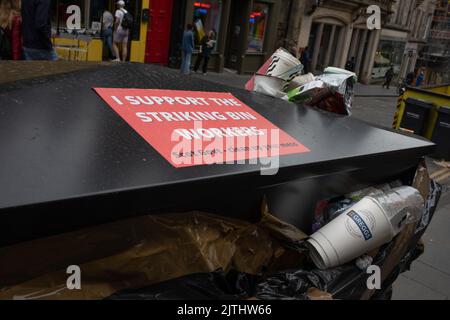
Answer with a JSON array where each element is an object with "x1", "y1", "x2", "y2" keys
[
  {"x1": 193, "y1": 0, "x2": 222, "y2": 51},
  {"x1": 52, "y1": 0, "x2": 87, "y2": 32},
  {"x1": 247, "y1": 2, "x2": 269, "y2": 52},
  {"x1": 89, "y1": 0, "x2": 109, "y2": 32},
  {"x1": 372, "y1": 39, "x2": 406, "y2": 79},
  {"x1": 51, "y1": 0, "x2": 140, "y2": 40}
]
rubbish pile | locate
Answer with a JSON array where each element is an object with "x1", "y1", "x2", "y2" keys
[
  {"x1": 0, "y1": 163, "x2": 441, "y2": 300},
  {"x1": 245, "y1": 48, "x2": 356, "y2": 116}
]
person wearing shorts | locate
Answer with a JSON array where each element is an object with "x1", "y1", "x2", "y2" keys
[{"x1": 113, "y1": 1, "x2": 129, "y2": 62}]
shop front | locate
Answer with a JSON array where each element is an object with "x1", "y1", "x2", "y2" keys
[
  {"x1": 51, "y1": 0, "x2": 149, "y2": 62},
  {"x1": 371, "y1": 29, "x2": 408, "y2": 80},
  {"x1": 183, "y1": 0, "x2": 282, "y2": 74}
]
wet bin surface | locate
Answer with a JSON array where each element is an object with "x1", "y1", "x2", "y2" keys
[{"x1": 0, "y1": 63, "x2": 435, "y2": 246}]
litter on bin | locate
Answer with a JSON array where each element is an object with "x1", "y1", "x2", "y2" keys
[{"x1": 245, "y1": 48, "x2": 356, "y2": 116}]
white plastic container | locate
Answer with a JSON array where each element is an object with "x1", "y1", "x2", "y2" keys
[{"x1": 307, "y1": 186, "x2": 424, "y2": 269}]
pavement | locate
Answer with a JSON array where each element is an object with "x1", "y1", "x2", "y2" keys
[{"x1": 193, "y1": 69, "x2": 450, "y2": 300}]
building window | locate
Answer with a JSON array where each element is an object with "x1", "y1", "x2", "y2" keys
[
  {"x1": 89, "y1": 0, "x2": 109, "y2": 30},
  {"x1": 53, "y1": 0, "x2": 87, "y2": 32},
  {"x1": 193, "y1": 0, "x2": 222, "y2": 50},
  {"x1": 51, "y1": 1, "x2": 141, "y2": 40},
  {"x1": 372, "y1": 39, "x2": 406, "y2": 79},
  {"x1": 247, "y1": 2, "x2": 269, "y2": 52}
]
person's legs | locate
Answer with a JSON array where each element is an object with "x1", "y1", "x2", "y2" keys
[
  {"x1": 202, "y1": 56, "x2": 209, "y2": 74},
  {"x1": 193, "y1": 54, "x2": 202, "y2": 72},
  {"x1": 113, "y1": 42, "x2": 121, "y2": 61},
  {"x1": 113, "y1": 30, "x2": 122, "y2": 61},
  {"x1": 121, "y1": 31, "x2": 129, "y2": 62},
  {"x1": 181, "y1": 51, "x2": 191, "y2": 74},
  {"x1": 180, "y1": 51, "x2": 186, "y2": 73},
  {"x1": 122, "y1": 40, "x2": 128, "y2": 62},
  {"x1": 185, "y1": 52, "x2": 192, "y2": 74},
  {"x1": 23, "y1": 48, "x2": 33, "y2": 60},
  {"x1": 50, "y1": 49, "x2": 58, "y2": 61},
  {"x1": 104, "y1": 27, "x2": 115, "y2": 59},
  {"x1": 23, "y1": 47, "x2": 58, "y2": 61}
]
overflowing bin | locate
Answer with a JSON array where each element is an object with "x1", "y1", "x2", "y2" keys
[
  {"x1": 431, "y1": 106, "x2": 450, "y2": 160},
  {"x1": 0, "y1": 63, "x2": 441, "y2": 300}
]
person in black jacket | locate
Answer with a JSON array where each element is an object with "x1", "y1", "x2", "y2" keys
[
  {"x1": 382, "y1": 66, "x2": 394, "y2": 90},
  {"x1": 21, "y1": 0, "x2": 57, "y2": 60},
  {"x1": 193, "y1": 30, "x2": 216, "y2": 75}
]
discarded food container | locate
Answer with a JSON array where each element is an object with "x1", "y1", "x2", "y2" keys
[
  {"x1": 265, "y1": 48, "x2": 303, "y2": 81},
  {"x1": 307, "y1": 186, "x2": 424, "y2": 269},
  {"x1": 245, "y1": 47, "x2": 302, "y2": 94},
  {"x1": 399, "y1": 98, "x2": 434, "y2": 136},
  {"x1": 286, "y1": 73, "x2": 316, "y2": 92},
  {"x1": 253, "y1": 75, "x2": 288, "y2": 99},
  {"x1": 431, "y1": 106, "x2": 450, "y2": 160}
]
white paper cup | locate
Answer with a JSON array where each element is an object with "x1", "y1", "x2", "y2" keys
[
  {"x1": 307, "y1": 197, "x2": 396, "y2": 269},
  {"x1": 287, "y1": 73, "x2": 316, "y2": 91},
  {"x1": 265, "y1": 49, "x2": 303, "y2": 81},
  {"x1": 253, "y1": 75, "x2": 287, "y2": 98}
]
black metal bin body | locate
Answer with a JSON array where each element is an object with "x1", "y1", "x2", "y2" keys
[
  {"x1": 0, "y1": 64, "x2": 435, "y2": 247},
  {"x1": 431, "y1": 106, "x2": 450, "y2": 160}
]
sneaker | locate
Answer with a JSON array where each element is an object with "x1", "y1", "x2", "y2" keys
[{"x1": 112, "y1": 59, "x2": 121, "y2": 62}]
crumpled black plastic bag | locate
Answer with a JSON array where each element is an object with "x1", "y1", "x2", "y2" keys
[
  {"x1": 106, "y1": 270, "x2": 259, "y2": 300},
  {"x1": 256, "y1": 265, "x2": 360, "y2": 300}
]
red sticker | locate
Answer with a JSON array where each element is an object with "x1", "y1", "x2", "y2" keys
[{"x1": 94, "y1": 88, "x2": 310, "y2": 168}]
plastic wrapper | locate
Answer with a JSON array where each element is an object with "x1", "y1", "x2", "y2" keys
[
  {"x1": 312, "y1": 180, "x2": 407, "y2": 232},
  {"x1": 288, "y1": 69, "x2": 356, "y2": 116},
  {"x1": 374, "y1": 186, "x2": 424, "y2": 235},
  {"x1": 0, "y1": 203, "x2": 307, "y2": 300}
]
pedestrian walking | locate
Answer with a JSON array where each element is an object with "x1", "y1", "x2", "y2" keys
[
  {"x1": 193, "y1": 30, "x2": 216, "y2": 75},
  {"x1": 102, "y1": 9, "x2": 115, "y2": 60},
  {"x1": 300, "y1": 47, "x2": 311, "y2": 74},
  {"x1": 113, "y1": 0, "x2": 133, "y2": 62},
  {"x1": 416, "y1": 70, "x2": 425, "y2": 87},
  {"x1": 382, "y1": 66, "x2": 394, "y2": 90},
  {"x1": 345, "y1": 57, "x2": 356, "y2": 72},
  {"x1": 0, "y1": 0, "x2": 22, "y2": 60},
  {"x1": 21, "y1": 0, "x2": 57, "y2": 60},
  {"x1": 406, "y1": 71, "x2": 415, "y2": 86},
  {"x1": 181, "y1": 24, "x2": 194, "y2": 75}
]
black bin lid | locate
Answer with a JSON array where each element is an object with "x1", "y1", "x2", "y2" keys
[
  {"x1": 437, "y1": 106, "x2": 450, "y2": 115},
  {"x1": 405, "y1": 98, "x2": 434, "y2": 109}
]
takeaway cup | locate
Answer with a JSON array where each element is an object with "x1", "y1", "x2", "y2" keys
[
  {"x1": 253, "y1": 75, "x2": 288, "y2": 98},
  {"x1": 287, "y1": 73, "x2": 316, "y2": 91},
  {"x1": 265, "y1": 48, "x2": 303, "y2": 81},
  {"x1": 307, "y1": 187, "x2": 424, "y2": 269}
]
